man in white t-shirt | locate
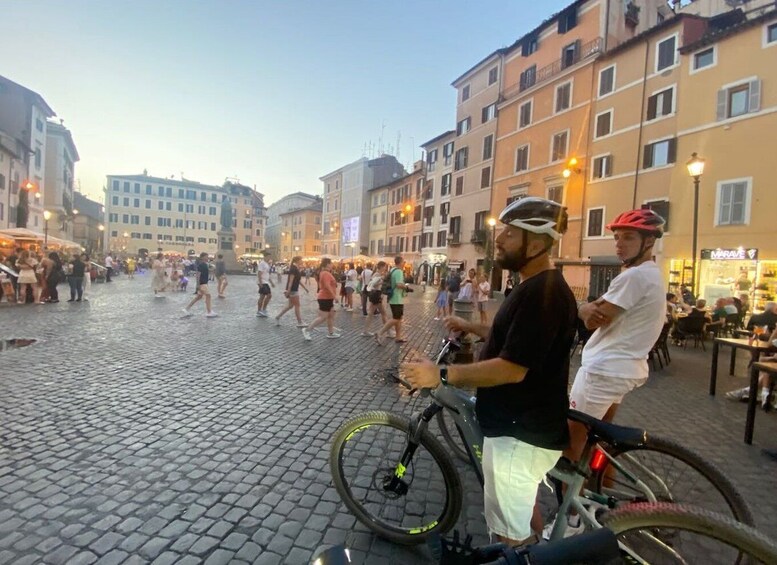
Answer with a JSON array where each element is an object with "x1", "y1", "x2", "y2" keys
[
  {"x1": 104, "y1": 254, "x2": 114, "y2": 282},
  {"x1": 344, "y1": 263, "x2": 358, "y2": 312},
  {"x1": 360, "y1": 263, "x2": 374, "y2": 316},
  {"x1": 572, "y1": 208, "x2": 667, "y2": 430},
  {"x1": 546, "y1": 208, "x2": 666, "y2": 539},
  {"x1": 256, "y1": 253, "x2": 274, "y2": 317}
]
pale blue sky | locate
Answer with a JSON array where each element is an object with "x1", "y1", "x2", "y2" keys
[{"x1": 3, "y1": 0, "x2": 570, "y2": 205}]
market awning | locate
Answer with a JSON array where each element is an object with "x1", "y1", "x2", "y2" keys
[
  {"x1": 0, "y1": 228, "x2": 44, "y2": 241},
  {"x1": 46, "y1": 236, "x2": 83, "y2": 250}
]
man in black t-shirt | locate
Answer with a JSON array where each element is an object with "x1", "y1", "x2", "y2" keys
[
  {"x1": 182, "y1": 253, "x2": 218, "y2": 318},
  {"x1": 404, "y1": 198, "x2": 577, "y2": 546}
]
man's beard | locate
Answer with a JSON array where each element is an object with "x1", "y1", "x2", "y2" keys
[{"x1": 496, "y1": 250, "x2": 524, "y2": 272}]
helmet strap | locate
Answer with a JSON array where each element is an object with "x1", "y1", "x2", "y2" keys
[
  {"x1": 515, "y1": 231, "x2": 554, "y2": 271},
  {"x1": 623, "y1": 234, "x2": 654, "y2": 267}
]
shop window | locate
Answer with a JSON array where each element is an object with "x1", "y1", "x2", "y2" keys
[{"x1": 716, "y1": 179, "x2": 751, "y2": 226}]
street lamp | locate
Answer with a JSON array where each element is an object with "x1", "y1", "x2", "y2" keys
[
  {"x1": 98, "y1": 224, "x2": 105, "y2": 253},
  {"x1": 43, "y1": 210, "x2": 52, "y2": 248},
  {"x1": 685, "y1": 152, "x2": 706, "y2": 298},
  {"x1": 487, "y1": 217, "x2": 497, "y2": 290}
]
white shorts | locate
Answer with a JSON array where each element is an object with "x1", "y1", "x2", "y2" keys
[
  {"x1": 482, "y1": 436, "x2": 561, "y2": 541},
  {"x1": 569, "y1": 368, "x2": 647, "y2": 419}
]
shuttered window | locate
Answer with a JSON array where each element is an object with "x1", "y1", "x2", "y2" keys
[
  {"x1": 587, "y1": 208, "x2": 604, "y2": 237},
  {"x1": 716, "y1": 80, "x2": 761, "y2": 120},
  {"x1": 592, "y1": 155, "x2": 612, "y2": 179},
  {"x1": 717, "y1": 181, "x2": 749, "y2": 225},
  {"x1": 643, "y1": 138, "x2": 676, "y2": 169},
  {"x1": 646, "y1": 87, "x2": 673, "y2": 120}
]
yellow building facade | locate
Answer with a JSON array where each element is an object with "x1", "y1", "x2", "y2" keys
[{"x1": 279, "y1": 200, "x2": 323, "y2": 261}]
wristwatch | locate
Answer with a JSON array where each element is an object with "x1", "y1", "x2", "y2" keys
[{"x1": 439, "y1": 366, "x2": 449, "y2": 386}]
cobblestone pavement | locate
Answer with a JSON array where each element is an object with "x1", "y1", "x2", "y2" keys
[{"x1": 1, "y1": 273, "x2": 776, "y2": 564}]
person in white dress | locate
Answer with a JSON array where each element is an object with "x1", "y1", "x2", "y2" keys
[{"x1": 151, "y1": 253, "x2": 168, "y2": 297}]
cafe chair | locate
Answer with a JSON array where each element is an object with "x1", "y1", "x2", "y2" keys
[
  {"x1": 676, "y1": 316, "x2": 707, "y2": 351},
  {"x1": 723, "y1": 313, "x2": 740, "y2": 337},
  {"x1": 649, "y1": 322, "x2": 672, "y2": 370}
]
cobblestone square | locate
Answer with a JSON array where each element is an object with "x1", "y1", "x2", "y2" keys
[{"x1": 1, "y1": 273, "x2": 776, "y2": 564}]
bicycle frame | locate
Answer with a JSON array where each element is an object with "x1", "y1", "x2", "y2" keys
[{"x1": 392, "y1": 384, "x2": 658, "y2": 542}]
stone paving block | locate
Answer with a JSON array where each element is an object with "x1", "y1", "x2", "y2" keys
[
  {"x1": 43, "y1": 543, "x2": 79, "y2": 565},
  {"x1": 188, "y1": 535, "x2": 221, "y2": 556}
]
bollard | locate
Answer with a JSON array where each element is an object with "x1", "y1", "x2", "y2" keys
[{"x1": 452, "y1": 298, "x2": 476, "y2": 364}]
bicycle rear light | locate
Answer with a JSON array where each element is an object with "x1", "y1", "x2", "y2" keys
[{"x1": 589, "y1": 448, "x2": 607, "y2": 472}]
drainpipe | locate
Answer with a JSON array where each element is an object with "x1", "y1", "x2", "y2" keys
[
  {"x1": 578, "y1": 58, "x2": 598, "y2": 260},
  {"x1": 632, "y1": 39, "x2": 650, "y2": 209}
]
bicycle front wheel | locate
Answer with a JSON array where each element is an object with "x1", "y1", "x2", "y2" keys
[
  {"x1": 594, "y1": 434, "x2": 753, "y2": 526},
  {"x1": 435, "y1": 410, "x2": 470, "y2": 464},
  {"x1": 603, "y1": 502, "x2": 777, "y2": 564},
  {"x1": 329, "y1": 411, "x2": 463, "y2": 545}
]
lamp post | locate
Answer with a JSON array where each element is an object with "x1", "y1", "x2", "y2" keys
[
  {"x1": 685, "y1": 152, "x2": 705, "y2": 298},
  {"x1": 98, "y1": 224, "x2": 105, "y2": 253},
  {"x1": 43, "y1": 210, "x2": 51, "y2": 249},
  {"x1": 487, "y1": 217, "x2": 497, "y2": 295}
]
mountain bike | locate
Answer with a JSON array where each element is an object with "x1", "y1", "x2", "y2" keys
[
  {"x1": 328, "y1": 365, "x2": 752, "y2": 547},
  {"x1": 430, "y1": 338, "x2": 753, "y2": 524}
]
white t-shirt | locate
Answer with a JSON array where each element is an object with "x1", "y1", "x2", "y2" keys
[
  {"x1": 478, "y1": 282, "x2": 490, "y2": 302},
  {"x1": 361, "y1": 268, "x2": 373, "y2": 289},
  {"x1": 105, "y1": 256, "x2": 114, "y2": 268},
  {"x1": 581, "y1": 261, "x2": 666, "y2": 380},
  {"x1": 345, "y1": 269, "x2": 358, "y2": 289},
  {"x1": 257, "y1": 260, "x2": 270, "y2": 285}
]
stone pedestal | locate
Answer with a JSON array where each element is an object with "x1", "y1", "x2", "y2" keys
[
  {"x1": 216, "y1": 230, "x2": 241, "y2": 273},
  {"x1": 452, "y1": 298, "x2": 476, "y2": 364}
]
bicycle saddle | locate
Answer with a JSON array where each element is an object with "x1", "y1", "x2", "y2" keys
[{"x1": 568, "y1": 409, "x2": 647, "y2": 449}]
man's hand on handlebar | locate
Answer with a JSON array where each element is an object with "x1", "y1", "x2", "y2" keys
[
  {"x1": 402, "y1": 358, "x2": 440, "y2": 390},
  {"x1": 443, "y1": 316, "x2": 471, "y2": 334}
]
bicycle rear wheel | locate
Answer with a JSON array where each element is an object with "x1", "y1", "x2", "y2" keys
[
  {"x1": 329, "y1": 411, "x2": 463, "y2": 545},
  {"x1": 603, "y1": 502, "x2": 777, "y2": 564},
  {"x1": 594, "y1": 435, "x2": 753, "y2": 526}
]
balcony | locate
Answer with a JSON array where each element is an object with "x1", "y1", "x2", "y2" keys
[
  {"x1": 625, "y1": 2, "x2": 640, "y2": 27},
  {"x1": 502, "y1": 37, "x2": 603, "y2": 102},
  {"x1": 471, "y1": 229, "x2": 488, "y2": 245},
  {"x1": 447, "y1": 232, "x2": 461, "y2": 246}
]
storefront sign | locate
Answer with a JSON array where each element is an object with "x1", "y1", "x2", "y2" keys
[{"x1": 701, "y1": 248, "x2": 758, "y2": 261}]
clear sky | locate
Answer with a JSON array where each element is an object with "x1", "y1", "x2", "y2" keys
[{"x1": 3, "y1": 0, "x2": 570, "y2": 206}]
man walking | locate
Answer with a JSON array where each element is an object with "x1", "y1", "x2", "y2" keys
[
  {"x1": 446, "y1": 269, "x2": 461, "y2": 316},
  {"x1": 256, "y1": 252, "x2": 274, "y2": 317},
  {"x1": 182, "y1": 252, "x2": 218, "y2": 318},
  {"x1": 375, "y1": 256, "x2": 410, "y2": 344},
  {"x1": 403, "y1": 198, "x2": 577, "y2": 546},
  {"x1": 104, "y1": 253, "x2": 114, "y2": 282}
]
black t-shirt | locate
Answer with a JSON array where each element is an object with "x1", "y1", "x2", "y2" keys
[
  {"x1": 747, "y1": 310, "x2": 777, "y2": 333},
  {"x1": 70, "y1": 259, "x2": 86, "y2": 278},
  {"x1": 447, "y1": 275, "x2": 461, "y2": 293},
  {"x1": 475, "y1": 269, "x2": 577, "y2": 450},
  {"x1": 198, "y1": 262, "x2": 209, "y2": 286},
  {"x1": 288, "y1": 265, "x2": 301, "y2": 292}
]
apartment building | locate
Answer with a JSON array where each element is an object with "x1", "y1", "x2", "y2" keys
[
  {"x1": 419, "y1": 130, "x2": 456, "y2": 283},
  {"x1": 0, "y1": 129, "x2": 29, "y2": 230},
  {"x1": 278, "y1": 199, "x2": 323, "y2": 260},
  {"x1": 43, "y1": 121, "x2": 80, "y2": 240},
  {"x1": 668, "y1": 4, "x2": 777, "y2": 308},
  {"x1": 0, "y1": 75, "x2": 56, "y2": 231},
  {"x1": 72, "y1": 192, "x2": 104, "y2": 254},
  {"x1": 104, "y1": 173, "x2": 265, "y2": 256},
  {"x1": 448, "y1": 51, "x2": 504, "y2": 274},
  {"x1": 380, "y1": 162, "x2": 425, "y2": 267},
  {"x1": 265, "y1": 192, "x2": 320, "y2": 257},
  {"x1": 493, "y1": 1, "x2": 665, "y2": 292},
  {"x1": 320, "y1": 170, "x2": 342, "y2": 257},
  {"x1": 224, "y1": 181, "x2": 267, "y2": 255},
  {"x1": 320, "y1": 155, "x2": 405, "y2": 259},
  {"x1": 367, "y1": 184, "x2": 388, "y2": 257}
]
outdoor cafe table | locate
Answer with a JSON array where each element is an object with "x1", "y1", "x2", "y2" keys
[
  {"x1": 709, "y1": 337, "x2": 777, "y2": 444},
  {"x1": 744, "y1": 361, "x2": 777, "y2": 444}
]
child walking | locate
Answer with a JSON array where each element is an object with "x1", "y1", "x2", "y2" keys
[{"x1": 434, "y1": 281, "x2": 448, "y2": 320}]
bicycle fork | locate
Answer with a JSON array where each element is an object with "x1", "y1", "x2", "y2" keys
[{"x1": 382, "y1": 403, "x2": 444, "y2": 496}]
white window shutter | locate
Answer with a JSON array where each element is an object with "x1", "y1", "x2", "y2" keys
[
  {"x1": 719, "y1": 184, "x2": 732, "y2": 225},
  {"x1": 749, "y1": 80, "x2": 761, "y2": 113},
  {"x1": 716, "y1": 89, "x2": 727, "y2": 121}
]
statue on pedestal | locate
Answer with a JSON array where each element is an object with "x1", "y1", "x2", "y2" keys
[{"x1": 220, "y1": 196, "x2": 233, "y2": 232}]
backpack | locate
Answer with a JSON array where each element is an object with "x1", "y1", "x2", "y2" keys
[
  {"x1": 447, "y1": 274, "x2": 461, "y2": 293},
  {"x1": 381, "y1": 268, "x2": 397, "y2": 298}
]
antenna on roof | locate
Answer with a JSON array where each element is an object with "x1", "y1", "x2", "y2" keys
[
  {"x1": 379, "y1": 120, "x2": 386, "y2": 154},
  {"x1": 396, "y1": 131, "x2": 401, "y2": 161}
]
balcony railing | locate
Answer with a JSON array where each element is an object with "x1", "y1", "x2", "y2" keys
[
  {"x1": 502, "y1": 37, "x2": 603, "y2": 102},
  {"x1": 470, "y1": 229, "x2": 488, "y2": 245}
]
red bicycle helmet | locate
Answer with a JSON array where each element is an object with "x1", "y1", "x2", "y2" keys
[{"x1": 606, "y1": 209, "x2": 665, "y2": 238}]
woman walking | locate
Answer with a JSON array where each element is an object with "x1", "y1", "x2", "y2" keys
[
  {"x1": 81, "y1": 254, "x2": 92, "y2": 301},
  {"x1": 151, "y1": 253, "x2": 167, "y2": 298},
  {"x1": 16, "y1": 250, "x2": 42, "y2": 304},
  {"x1": 68, "y1": 254, "x2": 86, "y2": 302},
  {"x1": 275, "y1": 256, "x2": 309, "y2": 326},
  {"x1": 434, "y1": 280, "x2": 448, "y2": 320},
  {"x1": 41, "y1": 252, "x2": 63, "y2": 303},
  {"x1": 302, "y1": 258, "x2": 340, "y2": 340}
]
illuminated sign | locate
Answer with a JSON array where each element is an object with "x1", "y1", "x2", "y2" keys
[
  {"x1": 701, "y1": 248, "x2": 758, "y2": 261},
  {"x1": 341, "y1": 217, "x2": 360, "y2": 245}
]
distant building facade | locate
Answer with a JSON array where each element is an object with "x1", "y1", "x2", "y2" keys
[
  {"x1": 265, "y1": 192, "x2": 320, "y2": 257},
  {"x1": 43, "y1": 121, "x2": 80, "y2": 240}
]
